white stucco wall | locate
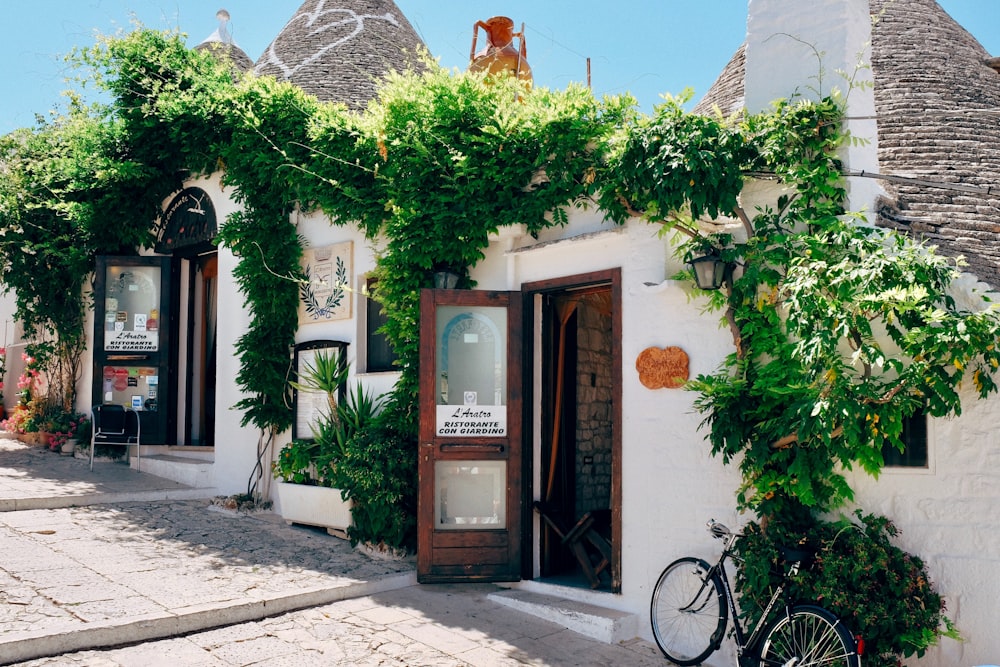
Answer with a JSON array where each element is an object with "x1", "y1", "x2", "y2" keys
[
  {"x1": 203, "y1": 190, "x2": 400, "y2": 500},
  {"x1": 744, "y1": 2, "x2": 1000, "y2": 664},
  {"x1": 193, "y1": 175, "x2": 257, "y2": 496}
]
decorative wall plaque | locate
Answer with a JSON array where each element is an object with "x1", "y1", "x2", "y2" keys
[
  {"x1": 154, "y1": 187, "x2": 217, "y2": 253},
  {"x1": 298, "y1": 242, "x2": 352, "y2": 324},
  {"x1": 636, "y1": 346, "x2": 690, "y2": 389}
]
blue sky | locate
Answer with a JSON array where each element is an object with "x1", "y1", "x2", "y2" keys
[{"x1": 1, "y1": 1, "x2": 997, "y2": 135}]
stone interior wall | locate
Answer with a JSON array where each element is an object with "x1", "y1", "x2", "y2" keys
[{"x1": 575, "y1": 299, "x2": 613, "y2": 519}]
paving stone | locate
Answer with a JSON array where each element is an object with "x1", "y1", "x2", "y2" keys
[{"x1": 0, "y1": 437, "x2": 666, "y2": 666}]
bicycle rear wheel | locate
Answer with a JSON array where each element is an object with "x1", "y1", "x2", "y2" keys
[
  {"x1": 650, "y1": 557, "x2": 727, "y2": 665},
  {"x1": 756, "y1": 604, "x2": 859, "y2": 667}
]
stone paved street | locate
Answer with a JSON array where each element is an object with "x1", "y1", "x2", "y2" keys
[
  {"x1": 9, "y1": 585, "x2": 668, "y2": 666},
  {"x1": 0, "y1": 438, "x2": 668, "y2": 666}
]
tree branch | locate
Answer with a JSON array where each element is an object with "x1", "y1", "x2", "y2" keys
[{"x1": 772, "y1": 425, "x2": 844, "y2": 449}]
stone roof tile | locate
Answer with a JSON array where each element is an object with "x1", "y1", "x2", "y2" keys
[
  {"x1": 870, "y1": 0, "x2": 1000, "y2": 286},
  {"x1": 254, "y1": 0, "x2": 426, "y2": 109}
]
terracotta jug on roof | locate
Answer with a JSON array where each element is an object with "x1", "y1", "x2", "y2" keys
[{"x1": 469, "y1": 16, "x2": 532, "y2": 84}]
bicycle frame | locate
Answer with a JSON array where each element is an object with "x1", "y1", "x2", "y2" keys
[{"x1": 703, "y1": 536, "x2": 800, "y2": 665}]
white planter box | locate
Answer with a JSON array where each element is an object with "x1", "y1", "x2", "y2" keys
[{"x1": 275, "y1": 481, "x2": 353, "y2": 538}]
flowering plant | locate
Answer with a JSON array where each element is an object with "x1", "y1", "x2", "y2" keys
[
  {"x1": 17, "y1": 352, "x2": 41, "y2": 406},
  {"x1": 1, "y1": 405, "x2": 34, "y2": 434},
  {"x1": 46, "y1": 412, "x2": 91, "y2": 451}
]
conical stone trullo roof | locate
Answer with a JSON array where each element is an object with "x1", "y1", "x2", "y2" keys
[
  {"x1": 254, "y1": 0, "x2": 426, "y2": 109},
  {"x1": 692, "y1": 43, "x2": 745, "y2": 117},
  {"x1": 869, "y1": 0, "x2": 1000, "y2": 287}
]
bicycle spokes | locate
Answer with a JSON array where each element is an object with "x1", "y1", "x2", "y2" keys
[
  {"x1": 758, "y1": 607, "x2": 857, "y2": 667},
  {"x1": 650, "y1": 558, "x2": 728, "y2": 666}
]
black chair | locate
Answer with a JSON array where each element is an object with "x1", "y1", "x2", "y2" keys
[{"x1": 90, "y1": 405, "x2": 141, "y2": 472}]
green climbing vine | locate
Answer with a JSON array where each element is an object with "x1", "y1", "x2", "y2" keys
[
  {"x1": 1, "y1": 25, "x2": 995, "y2": 660},
  {"x1": 603, "y1": 90, "x2": 984, "y2": 663}
]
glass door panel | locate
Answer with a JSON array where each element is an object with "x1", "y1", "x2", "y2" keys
[
  {"x1": 93, "y1": 256, "x2": 173, "y2": 444},
  {"x1": 434, "y1": 460, "x2": 507, "y2": 529}
]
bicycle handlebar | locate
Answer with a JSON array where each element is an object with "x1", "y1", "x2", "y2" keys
[{"x1": 707, "y1": 519, "x2": 815, "y2": 569}]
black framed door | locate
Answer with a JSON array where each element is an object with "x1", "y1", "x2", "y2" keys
[{"x1": 92, "y1": 255, "x2": 175, "y2": 445}]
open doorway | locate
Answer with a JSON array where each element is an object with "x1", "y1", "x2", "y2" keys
[
  {"x1": 177, "y1": 252, "x2": 217, "y2": 446},
  {"x1": 524, "y1": 269, "x2": 621, "y2": 592}
]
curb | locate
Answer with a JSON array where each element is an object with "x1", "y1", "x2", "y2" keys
[
  {"x1": 0, "y1": 572, "x2": 417, "y2": 665},
  {"x1": 0, "y1": 488, "x2": 219, "y2": 512}
]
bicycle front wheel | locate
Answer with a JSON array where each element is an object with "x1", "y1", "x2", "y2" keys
[
  {"x1": 756, "y1": 604, "x2": 859, "y2": 667},
  {"x1": 650, "y1": 557, "x2": 727, "y2": 666}
]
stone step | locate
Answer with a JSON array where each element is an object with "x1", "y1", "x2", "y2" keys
[
  {"x1": 488, "y1": 588, "x2": 638, "y2": 644},
  {"x1": 139, "y1": 453, "x2": 214, "y2": 488}
]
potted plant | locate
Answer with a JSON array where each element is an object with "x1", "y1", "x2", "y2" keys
[
  {"x1": 272, "y1": 351, "x2": 383, "y2": 536},
  {"x1": 45, "y1": 411, "x2": 90, "y2": 455}
]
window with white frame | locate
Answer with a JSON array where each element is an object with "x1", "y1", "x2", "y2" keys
[{"x1": 882, "y1": 411, "x2": 928, "y2": 468}]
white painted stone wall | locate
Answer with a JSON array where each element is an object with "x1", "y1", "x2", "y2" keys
[
  {"x1": 745, "y1": 2, "x2": 1000, "y2": 664},
  {"x1": 6, "y1": 2, "x2": 996, "y2": 662}
]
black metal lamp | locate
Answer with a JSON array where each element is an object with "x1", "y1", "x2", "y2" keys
[
  {"x1": 688, "y1": 252, "x2": 727, "y2": 290},
  {"x1": 433, "y1": 269, "x2": 461, "y2": 289}
]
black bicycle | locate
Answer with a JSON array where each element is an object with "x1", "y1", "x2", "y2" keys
[{"x1": 650, "y1": 520, "x2": 861, "y2": 666}]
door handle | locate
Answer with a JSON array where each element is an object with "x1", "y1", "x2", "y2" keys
[{"x1": 439, "y1": 443, "x2": 505, "y2": 453}]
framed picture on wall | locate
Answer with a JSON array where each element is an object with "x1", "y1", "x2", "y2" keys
[{"x1": 298, "y1": 241, "x2": 353, "y2": 324}]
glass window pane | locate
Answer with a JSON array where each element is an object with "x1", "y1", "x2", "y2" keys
[
  {"x1": 434, "y1": 460, "x2": 506, "y2": 529},
  {"x1": 101, "y1": 366, "x2": 158, "y2": 411},
  {"x1": 434, "y1": 305, "x2": 508, "y2": 437},
  {"x1": 435, "y1": 306, "x2": 506, "y2": 406},
  {"x1": 365, "y1": 278, "x2": 397, "y2": 372},
  {"x1": 104, "y1": 265, "x2": 162, "y2": 352},
  {"x1": 883, "y1": 412, "x2": 928, "y2": 468}
]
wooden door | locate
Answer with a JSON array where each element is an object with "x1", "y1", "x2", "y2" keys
[{"x1": 418, "y1": 289, "x2": 522, "y2": 582}]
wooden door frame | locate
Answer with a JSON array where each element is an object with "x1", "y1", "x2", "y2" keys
[
  {"x1": 521, "y1": 268, "x2": 622, "y2": 592},
  {"x1": 417, "y1": 288, "x2": 523, "y2": 582}
]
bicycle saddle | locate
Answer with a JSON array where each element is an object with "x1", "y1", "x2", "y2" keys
[{"x1": 708, "y1": 520, "x2": 731, "y2": 539}]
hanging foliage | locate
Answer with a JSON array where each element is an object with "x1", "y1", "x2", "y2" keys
[{"x1": 1, "y1": 26, "x2": 994, "y2": 656}]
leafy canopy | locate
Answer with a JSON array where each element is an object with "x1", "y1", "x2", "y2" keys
[{"x1": 3, "y1": 29, "x2": 996, "y2": 648}]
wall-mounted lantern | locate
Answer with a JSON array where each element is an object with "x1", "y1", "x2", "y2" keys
[
  {"x1": 688, "y1": 252, "x2": 727, "y2": 290},
  {"x1": 433, "y1": 270, "x2": 461, "y2": 289}
]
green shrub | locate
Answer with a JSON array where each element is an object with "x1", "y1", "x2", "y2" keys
[
  {"x1": 735, "y1": 510, "x2": 958, "y2": 667},
  {"x1": 272, "y1": 437, "x2": 322, "y2": 485},
  {"x1": 274, "y1": 351, "x2": 384, "y2": 488},
  {"x1": 332, "y1": 413, "x2": 417, "y2": 552}
]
